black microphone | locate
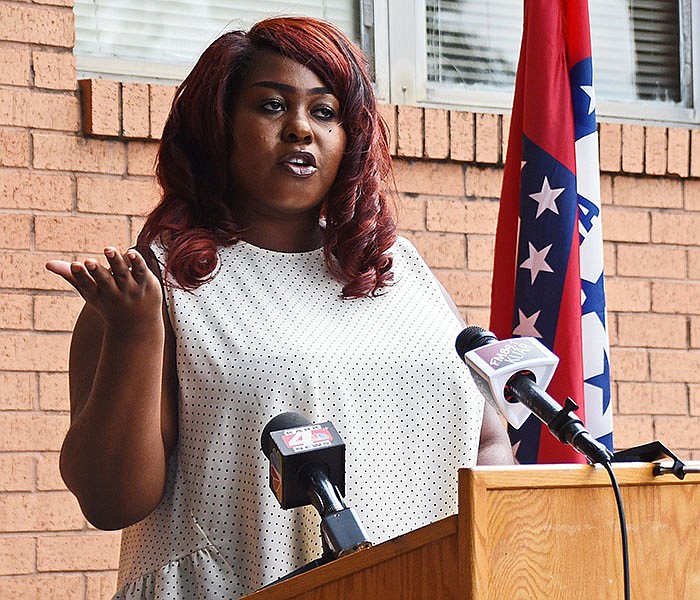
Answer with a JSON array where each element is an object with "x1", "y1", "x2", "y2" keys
[
  {"x1": 261, "y1": 412, "x2": 372, "y2": 558},
  {"x1": 456, "y1": 326, "x2": 613, "y2": 465}
]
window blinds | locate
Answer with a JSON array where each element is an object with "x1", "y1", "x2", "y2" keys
[
  {"x1": 425, "y1": 0, "x2": 686, "y2": 106},
  {"x1": 74, "y1": 1, "x2": 359, "y2": 81}
]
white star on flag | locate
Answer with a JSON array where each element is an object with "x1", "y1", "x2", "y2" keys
[
  {"x1": 529, "y1": 176, "x2": 565, "y2": 218},
  {"x1": 519, "y1": 242, "x2": 554, "y2": 284},
  {"x1": 581, "y1": 85, "x2": 595, "y2": 114},
  {"x1": 513, "y1": 309, "x2": 542, "y2": 337}
]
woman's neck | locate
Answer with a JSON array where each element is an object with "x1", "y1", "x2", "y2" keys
[{"x1": 237, "y1": 217, "x2": 324, "y2": 253}]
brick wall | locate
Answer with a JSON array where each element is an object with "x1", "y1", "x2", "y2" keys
[{"x1": 1, "y1": 0, "x2": 700, "y2": 595}]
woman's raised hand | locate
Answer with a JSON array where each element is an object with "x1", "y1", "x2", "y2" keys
[{"x1": 46, "y1": 247, "x2": 163, "y2": 332}]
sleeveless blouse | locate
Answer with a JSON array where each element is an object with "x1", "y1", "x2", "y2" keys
[{"x1": 114, "y1": 237, "x2": 485, "y2": 599}]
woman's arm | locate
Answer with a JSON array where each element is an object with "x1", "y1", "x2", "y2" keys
[
  {"x1": 47, "y1": 248, "x2": 178, "y2": 530},
  {"x1": 476, "y1": 401, "x2": 515, "y2": 465}
]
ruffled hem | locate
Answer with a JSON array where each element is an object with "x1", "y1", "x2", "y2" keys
[{"x1": 113, "y1": 545, "x2": 239, "y2": 600}]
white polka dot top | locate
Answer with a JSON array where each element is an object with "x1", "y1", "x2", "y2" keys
[{"x1": 114, "y1": 236, "x2": 485, "y2": 599}]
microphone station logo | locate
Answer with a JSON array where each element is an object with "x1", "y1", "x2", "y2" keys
[
  {"x1": 282, "y1": 425, "x2": 334, "y2": 452},
  {"x1": 474, "y1": 338, "x2": 546, "y2": 371}
]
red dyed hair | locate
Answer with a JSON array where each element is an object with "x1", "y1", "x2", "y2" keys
[{"x1": 139, "y1": 16, "x2": 396, "y2": 298}]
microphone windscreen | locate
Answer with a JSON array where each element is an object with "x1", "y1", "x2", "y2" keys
[
  {"x1": 261, "y1": 412, "x2": 312, "y2": 458},
  {"x1": 455, "y1": 326, "x2": 498, "y2": 359}
]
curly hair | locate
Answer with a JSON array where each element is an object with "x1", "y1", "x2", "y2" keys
[{"x1": 139, "y1": 16, "x2": 397, "y2": 298}]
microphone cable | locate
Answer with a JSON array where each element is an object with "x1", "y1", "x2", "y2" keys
[{"x1": 601, "y1": 460, "x2": 630, "y2": 600}]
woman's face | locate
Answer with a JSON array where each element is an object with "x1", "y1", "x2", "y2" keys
[{"x1": 229, "y1": 50, "x2": 347, "y2": 227}]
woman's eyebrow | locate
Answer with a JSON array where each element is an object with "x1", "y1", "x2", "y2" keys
[{"x1": 250, "y1": 80, "x2": 333, "y2": 96}]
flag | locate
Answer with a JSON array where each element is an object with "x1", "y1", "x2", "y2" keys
[{"x1": 489, "y1": 0, "x2": 614, "y2": 463}]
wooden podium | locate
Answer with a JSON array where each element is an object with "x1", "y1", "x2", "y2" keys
[{"x1": 243, "y1": 463, "x2": 700, "y2": 599}]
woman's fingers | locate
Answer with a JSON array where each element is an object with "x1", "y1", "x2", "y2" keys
[
  {"x1": 103, "y1": 247, "x2": 133, "y2": 291},
  {"x1": 126, "y1": 250, "x2": 153, "y2": 285}
]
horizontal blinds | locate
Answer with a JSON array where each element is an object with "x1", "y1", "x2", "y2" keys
[
  {"x1": 74, "y1": 1, "x2": 359, "y2": 80},
  {"x1": 426, "y1": 0, "x2": 685, "y2": 106}
]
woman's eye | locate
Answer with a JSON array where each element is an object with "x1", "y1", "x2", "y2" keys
[
  {"x1": 314, "y1": 106, "x2": 337, "y2": 120},
  {"x1": 262, "y1": 99, "x2": 284, "y2": 112}
]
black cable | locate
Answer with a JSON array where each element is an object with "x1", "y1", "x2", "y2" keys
[{"x1": 602, "y1": 460, "x2": 630, "y2": 600}]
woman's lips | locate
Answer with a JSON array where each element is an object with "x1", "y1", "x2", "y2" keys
[{"x1": 280, "y1": 151, "x2": 317, "y2": 177}]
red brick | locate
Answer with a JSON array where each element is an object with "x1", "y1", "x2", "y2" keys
[
  {"x1": 0, "y1": 536, "x2": 35, "y2": 575},
  {"x1": 617, "y1": 382, "x2": 688, "y2": 415},
  {"x1": 126, "y1": 140, "x2": 158, "y2": 176},
  {"x1": 377, "y1": 103, "x2": 397, "y2": 156},
  {"x1": 32, "y1": 50, "x2": 76, "y2": 90},
  {"x1": 667, "y1": 127, "x2": 689, "y2": 177},
  {"x1": 424, "y1": 108, "x2": 448, "y2": 159},
  {"x1": 426, "y1": 198, "x2": 498, "y2": 235},
  {"x1": 691, "y1": 130, "x2": 700, "y2": 178},
  {"x1": 687, "y1": 249, "x2": 700, "y2": 280},
  {"x1": 0, "y1": 251, "x2": 73, "y2": 291},
  {"x1": 36, "y1": 452, "x2": 65, "y2": 490},
  {"x1": 599, "y1": 122, "x2": 621, "y2": 172},
  {"x1": 0, "y1": 372, "x2": 35, "y2": 410},
  {"x1": 449, "y1": 110, "x2": 474, "y2": 162},
  {"x1": 610, "y1": 347, "x2": 649, "y2": 381},
  {"x1": 652, "y1": 281, "x2": 700, "y2": 315},
  {"x1": 501, "y1": 113, "x2": 511, "y2": 162},
  {"x1": 0, "y1": 4, "x2": 74, "y2": 47},
  {"x1": 655, "y1": 416, "x2": 700, "y2": 450},
  {"x1": 396, "y1": 106, "x2": 423, "y2": 158},
  {"x1": 393, "y1": 159, "x2": 464, "y2": 196},
  {"x1": 0, "y1": 213, "x2": 31, "y2": 249},
  {"x1": 465, "y1": 166, "x2": 503, "y2": 199},
  {"x1": 122, "y1": 82, "x2": 150, "y2": 138},
  {"x1": 149, "y1": 84, "x2": 176, "y2": 139},
  {"x1": 602, "y1": 207, "x2": 649, "y2": 243},
  {"x1": 0, "y1": 88, "x2": 79, "y2": 131},
  {"x1": 0, "y1": 491, "x2": 82, "y2": 532},
  {"x1": 76, "y1": 176, "x2": 160, "y2": 216},
  {"x1": 35, "y1": 214, "x2": 129, "y2": 253},
  {"x1": 0, "y1": 413, "x2": 69, "y2": 451},
  {"x1": 79, "y1": 79, "x2": 120, "y2": 137},
  {"x1": 34, "y1": 295, "x2": 84, "y2": 332},
  {"x1": 38, "y1": 372, "x2": 69, "y2": 412},
  {"x1": 85, "y1": 572, "x2": 119, "y2": 600},
  {"x1": 33, "y1": 133, "x2": 125, "y2": 174},
  {"x1": 474, "y1": 113, "x2": 500, "y2": 164},
  {"x1": 621, "y1": 123, "x2": 644, "y2": 173},
  {"x1": 600, "y1": 174, "x2": 613, "y2": 205},
  {"x1": 130, "y1": 216, "x2": 147, "y2": 246},
  {"x1": 0, "y1": 574, "x2": 83, "y2": 599},
  {"x1": 612, "y1": 176, "x2": 682, "y2": 209},
  {"x1": 0, "y1": 169, "x2": 73, "y2": 210},
  {"x1": 643, "y1": 126, "x2": 666, "y2": 175},
  {"x1": 37, "y1": 532, "x2": 121, "y2": 571},
  {"x1": 603, "y1": 240, "x2": 616, "y2": 276},
  {"x1": 395, "y1": 195, "x2": 426, "y2": 231},
  {"x1": 612, "y1": 415, "x2": 654, "y2": 450},
  {"x1": 0, "y1": 332, "x2": 70, "y2": 371},
  {"x1": 34, "y1": 0, "x2": 74, "y2": 6},
  {"x1": 0, "y1": 47, "x2": 30, "y2": 86},
  {"x1": 650, "y1": 350, "x2": 700, "y2": 383},
  {"x1": 616, "y1": 244, "x2": 685, "y2": 279},
  {"x1": 690, "y1": 385, "x2": 700, "y2": 416},
  {"x1": 0, "y1": 293, "x2": 32, "y2": 329},
  {"x1": 433, "y1": 270, "x2": 491, "y2": 306},
  {"x1": 465, "y1": 236, "x2": 493, "y2": 272},
  {"x1": 651, "y1": 212, "x2": 700, "y2": 245},
  {"x1": 465, "y1": 308, "x2": 490, "y2": 330},
  {"x1": 0, "y1": 454, "x2": 35, "y2": 492},
  {"x1": 0, "y1": 129, "x2": 29, "y2": 167},
  {"x1": 605, "y1": 277, "x2": 652, "y2": 312},
  {"x1": 683, "y1": 179, "x2": 700, "y2": 211},
  {"x1": 617, "y1": 314, "x2": 687, "y2": 349},
  {"x1": 403, "y1": 232, "x2": 466, "y2": 269}
]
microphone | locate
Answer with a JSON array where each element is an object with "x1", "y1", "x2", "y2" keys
[
  {"x1": 261, "y1": 412, "x2": 372, "y2": 558},
  {"x1": 456, "y1": 326, "x2": 612, "y2": 465}
]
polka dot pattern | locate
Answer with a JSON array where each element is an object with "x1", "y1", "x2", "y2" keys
[{"x1": 114, "y1": 237, "x2": 485, "y2": 599}]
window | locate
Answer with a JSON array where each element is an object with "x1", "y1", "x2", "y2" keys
[
  {"x1": 379, "y1": 0, "x2": 697, "y2": 125},
  {"x1": 74, "y1": 0, "x2": 698, "y2": 125},
  {"x1": 73, "y1": 1, "x2": 361, "y2": 82}
]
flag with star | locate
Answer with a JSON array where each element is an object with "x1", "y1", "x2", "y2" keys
[{"x1": 489, "y1": 0, "x2": 613, "y2": 463}]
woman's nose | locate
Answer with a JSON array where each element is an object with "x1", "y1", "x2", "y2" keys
[{"x1": 283, "y1": 111, "x2": 313, "y2": 144}]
